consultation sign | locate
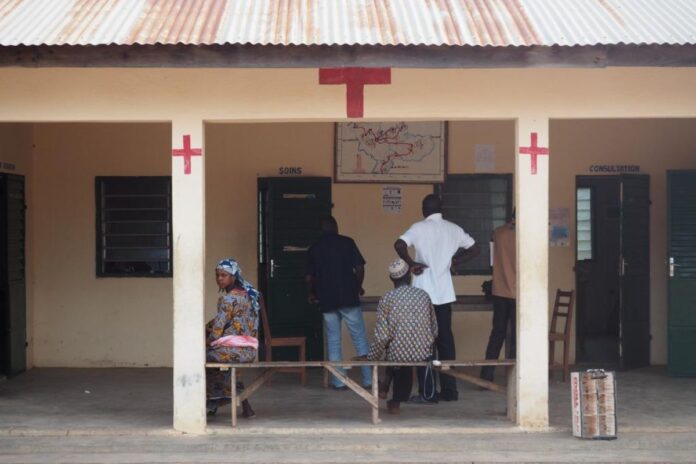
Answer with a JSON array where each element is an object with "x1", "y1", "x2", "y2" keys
[{"x1": 589, "y1": 165, "x2": 640, "y2": 173}]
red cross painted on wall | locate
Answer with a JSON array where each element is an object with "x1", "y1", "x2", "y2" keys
[
  {"x1": 519, "y1": 132, "x2": 549, "y2": 175},
  {"x1": 319, "y1": 67, "x2": 391, "y2": 118},
  {"x1": 172, "y1": 134, "x2": 202, "y2": 175}
]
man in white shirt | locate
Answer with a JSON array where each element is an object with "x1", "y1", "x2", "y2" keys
[{"x1": 394, "y1": 194, "x2": 480, "y2": 402}]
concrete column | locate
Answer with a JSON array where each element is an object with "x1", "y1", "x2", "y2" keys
[
  {"x1": 171, "y1": 119, "x2": 206, "y2": 434},
  {"x1": 515, "y1": 116, "x2": 550, "y2": 429}
]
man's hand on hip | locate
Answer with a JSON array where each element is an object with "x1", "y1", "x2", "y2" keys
[{"x1": 411, "y1": 262, "x2": 428, "y2": 275}]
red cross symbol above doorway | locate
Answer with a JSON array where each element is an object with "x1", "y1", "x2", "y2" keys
[
  {"x1": 172, "y1": 134, "x2": 202, "y2": 175},
  {"x1": 319, "y1": 67, "x2": 391, "y2": 118},
  {"x1": 519, "y1": 132, "x2": 549, "y2": 175}
]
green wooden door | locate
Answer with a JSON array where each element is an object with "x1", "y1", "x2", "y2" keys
[
  {"x1": 258, "y1": 177, "x2": 331, "y2": 361},
  {"x1": 668, "y1": 170, "x2": 696, "y2": 376},
  {"x1": 619, "y1": 174, "x2": 651, "y2": 369},
  {"x1": 0, "y1": 174, "x2": 26, "y2": 377}
]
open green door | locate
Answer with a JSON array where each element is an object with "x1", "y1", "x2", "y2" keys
[
  {"x1": 668, "y1": 170, "x2": 696, "y2": 376},
  {"x1": 258, "y1": 177, "x2": 331, "y2": 361}
]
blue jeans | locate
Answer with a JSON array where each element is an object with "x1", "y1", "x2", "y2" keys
[{"x1": 323, "y1": 306, "x2": 371, "y2": 388}]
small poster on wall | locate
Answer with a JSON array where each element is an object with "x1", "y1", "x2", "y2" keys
[
  {"x1": 382, "y1": 185, "x2": 402, "y2": 213},
  {"x1": 549, "y1": 207, "x2": 570, "y2": 247},
  {"x1": 474, "y1": 144, "x2": 496, "y2": 172},
  {"x1": 335, "y1": 121, "x2": 447, "y2": 183}
]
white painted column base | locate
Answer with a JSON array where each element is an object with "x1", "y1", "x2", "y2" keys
[
  {"x1": 515, "y1": 116, "x2": 550, "y2": 430},
  {"x1": 172, "y1": 119, "x2": 207, "y2": 434}
]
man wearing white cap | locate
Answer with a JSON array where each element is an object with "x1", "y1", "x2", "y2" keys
[
  {"x1": 395, "y1": 194, "x2": 480, "y2": 402},
  {"x1": 365, "y1": 259, "x2": 438, "y2": 414}
]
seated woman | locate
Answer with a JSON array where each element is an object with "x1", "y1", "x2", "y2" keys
[{"x1": 206, "y1": 258, "x2": 260, "y2": 418}]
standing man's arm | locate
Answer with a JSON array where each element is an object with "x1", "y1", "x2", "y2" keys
[
  {"x1": 450, "y1": 226, "x2": 481, "y2": 272},
  {"x1": 352, "y1": 240, "x2": 367, "y2": 296},
  {"x1": 451, "y1": 243, "x2": 481, "y2": 266},
  {"x1": 355, "y1": 265, "x2": 366, "y2": 296},
  {"x1": 394, "y1": 239, "x2": 428, "y2": 275}
]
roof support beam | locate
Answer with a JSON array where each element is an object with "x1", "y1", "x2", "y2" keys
[{"x1": 1, "y1": 44, "x2": 695, "y2": 69}]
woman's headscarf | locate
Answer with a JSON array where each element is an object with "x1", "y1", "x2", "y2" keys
[{"x1": 216, "y1": 258, "x2": 261, "y2": 316}]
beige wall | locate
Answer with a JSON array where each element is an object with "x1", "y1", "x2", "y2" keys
[
  {"x1": 30, "y1": 123, "x2": 173, "y2": 367},
  {"x1": 26, "y1": 121, "x2": 513, "y2": 367},
  {"x1": 2, "y1": 68, "x2": 696, "y2": 122},
  {"x1": 550, "y1": 119, "x2": 696, "y2": 364},
  {"x1": 205, "y1": 121, "x2": 515, "y2": 360},
  {"x1": 0, "y1": 124, "x2": 31, "y2": 175},
  {"x1": 18, "y1": 118, "x2": 696, "y2": 367}
]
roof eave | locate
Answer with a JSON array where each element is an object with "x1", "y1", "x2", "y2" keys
[{"x1": 1, "y1": 44, "x2": 696, "y2": 68}]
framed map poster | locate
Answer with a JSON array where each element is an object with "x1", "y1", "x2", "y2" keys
[{"x1": 335, "y1": 121, "x2": 447, "y2": 183}]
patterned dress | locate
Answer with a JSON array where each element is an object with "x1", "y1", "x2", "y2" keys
[
  {"x1": 367, "y1": 285, "x2": 438, "y2": 362},
  {"x1": 206, "y1": 287, "x2": 259, "y2": 404}
]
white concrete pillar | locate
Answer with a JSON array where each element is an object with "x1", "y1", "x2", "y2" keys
[
  {"x1": 171, "y1": 119, "x2": 206, "y2": 434},
  {"x1": 515, "y1": 116, "x2": 550, "y2": 429}
]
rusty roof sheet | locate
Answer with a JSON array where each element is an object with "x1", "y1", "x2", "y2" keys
[{"x1": 0, "y1": 0, "x2": 694, "y2": 47}]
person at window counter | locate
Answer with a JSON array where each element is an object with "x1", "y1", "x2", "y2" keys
[
  {"x1": 306, "y1": 216, "x2": 372, "y2": 390},
  {"x1": 394, "y1": 194, "x2": 480, "y2": 402},
  {"x1": 480, "y1": 211, "x2": 516, "y2": 383}
]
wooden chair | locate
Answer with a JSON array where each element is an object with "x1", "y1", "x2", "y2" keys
[
  {"x1": 259, "y1": 296, "x2": 307, "y2": 385},
  {"x1": 549, "y1": 289, "x2": 575, "y2": 382}
]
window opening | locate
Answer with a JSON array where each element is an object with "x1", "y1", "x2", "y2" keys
[
  {"x1": 576, "y1": 187, "x2": 593, "y2": 261},
  {"x1": 436, "y1": 174, "x2": 513, "y2": 275},
  {"x1": 96, "y1": 176, "x2": 172, "y2": 277}
]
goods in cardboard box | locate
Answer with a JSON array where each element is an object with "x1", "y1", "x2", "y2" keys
[{"x1": 570, "y1": 369, "x2": 617, "y2": 439}]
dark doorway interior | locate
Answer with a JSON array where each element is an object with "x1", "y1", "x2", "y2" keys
[
  {"x1": 575, "y1": 176, "x2": 621, "y2": 365},
  {"x1": 575, "y1": 175, "x2": 650, "y2": 369},
  {"x1": 257, "y1": 177, "x2": 332, "y2": 361},
  {"x1": 0, "y1": 174, "x2": 26, "y2": 377}
]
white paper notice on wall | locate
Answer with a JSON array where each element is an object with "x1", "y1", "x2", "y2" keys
[
  {"x1": 474, "y1": 144, "x2": 496, "y2": 172},
  {"x1": 549, "y1": 207, "x2": 570, "y2": 247},
  {"x1": 382, "y1": 185, "x2": 402, "y2": 214}
]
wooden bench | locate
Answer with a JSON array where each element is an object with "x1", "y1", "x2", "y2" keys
[{"x1": 205, "y1": 359, "x2": 516, "y2": 427}]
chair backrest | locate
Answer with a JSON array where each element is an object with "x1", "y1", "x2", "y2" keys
[
  {"x1": 259, "y1": 294, "x2": 273, "y2": 347},
  {"x1": 550, "y1": 289, "x2": 575, "y2": 337}
]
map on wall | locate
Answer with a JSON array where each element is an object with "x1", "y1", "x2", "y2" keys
[{"x1": 335, "y1": 121, "x2": 446, "y2": 183}]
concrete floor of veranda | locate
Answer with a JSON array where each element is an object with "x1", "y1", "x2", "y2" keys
[{"x1": 1, "y1": 366, "x2": 695, "y2": 435}]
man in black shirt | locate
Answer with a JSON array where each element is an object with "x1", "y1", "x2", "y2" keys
[{"x1": 306, "y1": 217, "x2": 371, "y2": 389}]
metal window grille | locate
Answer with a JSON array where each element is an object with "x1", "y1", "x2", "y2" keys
[
  {"x1": 576, "y1": 187, "x2": 593, "y2": 261},
  {"x1": 95, "y1": 177, "x2": 172, "y2": 277},
  {"x1": 436, "y1": 174, "x2": 513, "y2": 275}
]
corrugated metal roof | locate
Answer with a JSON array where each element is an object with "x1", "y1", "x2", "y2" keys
[{"x1": 0, "y1": 0, "x2": 694, "y2": 47}]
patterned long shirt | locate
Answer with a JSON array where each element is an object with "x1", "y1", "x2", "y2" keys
[
  {"x1": 205, "y1": 287, "x2": 258, "y2": 364},
  {"x1": 367, "y1": 285, "x2": 438, "y2": 362}
]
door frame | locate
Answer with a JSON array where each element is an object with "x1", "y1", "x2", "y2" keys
[
  {"x1": 574, "y1": 175, "x2": 620, "y2": 366},
  {"x1": 574, "y1": 174, "x2": 651, "y2": 368},
  {"x1": 257, "y1": 176, "x2": 332, "y2": 361}
]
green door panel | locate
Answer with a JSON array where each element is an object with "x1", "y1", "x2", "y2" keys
[
  {"x1": 669, "y1": 279, "x2": 696, "y2": 327},
  {"x1": 667, "y1": 170, "x2": 696, "y2": 377},
  {"x1": 668, "y1": 327, "x2": 696, "y2": 377},
  {"x1": 258, "y1": 177, "x2": 331, "y2": 361}
]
